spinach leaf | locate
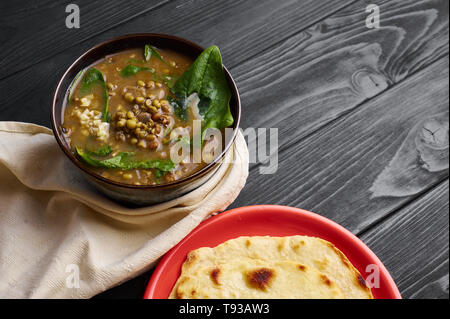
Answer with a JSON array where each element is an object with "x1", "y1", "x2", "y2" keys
[
  {"x1": 85, "y1": 145, "x2": 113, "y2": 157},
  {"x1": 76, "y1": 147, "x2": 130, "y2": 168},
  {"x1": 79, "y1": 68, "x2": 110, "y2": 122},
  {"x1": 170, "y1": 46, "x2": 233, "y2": 132},
  {"x1": 165, "y1": 136, "x2": 191, "y2": 146},
  {"x1": 161, "y1": 74, "x2": 179, "y2": 88},
  {"x1": 163, "y1": 126, "x2": 172, "y2": 137},
  {"x1": 120, "y1": 65, "x2": 155, "y2": 77},
  {"x1": 80, "y1": 68, "x2": 104, "y2": 93},
  {"x1": 76, "y1": 147, "x2": 175, "y2": 171},
  {"x1": 154, "y1": 169, "x2": 165, "y2": 179},
  {"x1": 68, "y1": 70, "x2": 83, "y2": 104},
  {"x1": 145, "y1": 44, "x2": 169, "y2": 66},
  {"x1": 168, "y1": 95, "x2": 188, "y2": 121},
  {"x1": 133, "y1": 158, "x2": 175, "y2": 171}
]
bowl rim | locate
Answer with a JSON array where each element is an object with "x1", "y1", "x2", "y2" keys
[{"x1": 51, "y1": 33, "x2": 241, "y2": 189}]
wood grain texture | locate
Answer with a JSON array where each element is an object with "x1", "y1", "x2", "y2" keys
[
  {"x1": 233, "y1": 0, "x2": 448, "y2": 153},
  {"x1": 0, "y1": 0, "x2": 170, "y2": 78},
  {"x1": 99, "y1": 0, "x2": 356, "y2": 69},
  {"x1": 0, "y1": 0, "x2": 355, "y2": 126},
  {"x1": 231, "y1": 57, "x2": 449, "y2": 233},
  {"x1": 0, "y1": 0, "x2": 447, "y2": 299},
  {"x1": 361, "y1": 180, "x2": 449, "y2": 299}
]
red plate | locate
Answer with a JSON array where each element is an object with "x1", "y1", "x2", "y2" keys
[{"x1": 144, "y1": 205, "x2": 401, "y2": 299}]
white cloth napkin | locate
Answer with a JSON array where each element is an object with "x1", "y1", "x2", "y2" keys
[{"x1": 0, "y1": 121, "x2": 249, "y2": 298}]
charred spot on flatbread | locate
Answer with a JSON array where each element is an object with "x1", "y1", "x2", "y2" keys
[
  {"x1": 314, "y1": 257, "x2": 330, "y2": 271},
  {"x1": 246, "y1": 268, "x2": 275, "y2": 290},
  {"x1": 292, "y1": 239, "x2": 306, "y2": 251},
  {"x1": 175, "y1": 290, "x2": 184, "y2": 299},
  {"x1": 170, "y1": 235, "x2": 374, "y2": 299},
  {"x1": 357, "y1": 274, "x2": 368, "y2": 288},
  {"x1": 210, "y1": 268, "x2": 221, "y2": 285},
  {"x1": 185, "y1": 251, "x2": 198, "y2": 267},
  {"x1": 320, "y1": 274, "x2": 333, "y2": 286},
  {"x1": 326, "y1": 242, "x2": 351, "y2": 269}
]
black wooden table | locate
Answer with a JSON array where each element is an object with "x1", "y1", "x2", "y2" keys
[{"x1": 0, "y1": 0, "x2": 448, "y2": 299}]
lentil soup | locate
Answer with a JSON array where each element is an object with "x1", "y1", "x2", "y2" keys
[{"x1": 62, "y1": 45, "x2": 234, "y2": 186}]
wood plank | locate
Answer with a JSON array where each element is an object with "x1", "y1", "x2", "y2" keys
[
  {"x1": 233, "y1": 0, "x2": 448, "y2": 154},
  {"x1": 2, "y1": 0, "x2": 447, "y2": 130},
  {"x1": 102, "y1": 181, "x2": 449, "y2": 299},
  {"x1": 140, "y1": 0, "x2": 356, "y2": 69},
  {"x1": 0, "y1": 0, "x2": 355, "y2": 77},
  {"x1": 0, "y1": 0, "x2": 356, "y2": 126},
  {"x1": 0, "y1": 0, "x2": 170, "y2": 78},
  {"x1": 360, "y1": 180, "x2": 449, "y2": 299},
  {"x1": 230, "y1": 57, "x2": 449, "y2": 234}
]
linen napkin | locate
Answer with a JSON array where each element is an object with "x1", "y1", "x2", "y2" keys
[{"x1": 0, "y1": 121, "x2": 249, "y2": 298}]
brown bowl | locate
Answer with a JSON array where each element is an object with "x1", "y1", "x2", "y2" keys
[{"x1": 51, "y1": 33, "x2": 241, "y2": 206}]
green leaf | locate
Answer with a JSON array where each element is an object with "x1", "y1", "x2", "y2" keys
[
  {"x1": 163, "y1": 126, "x2": 172, "y2": 137},
  {"x1": 120, "y1": 64, "x2": 155, "y2": 77},
  {"x1": 154, "y1": 169, "x2": 165, "y2": 179},
  {"x1": 170, "y1": 45, "x2": 233, "y2": 131},
  {"x1": 85, "y1": 145, "x2": 113, "y2": 157},
  {"x1": 133, "y1": 159, "x2": 176, "y2": 171},
  {"x1": 76, "y1": 147, "x2": 175, "y2": 172},
  {"x1": 79, "y1": 68, "x2": 110, "y2": 122},
  {"x1": 76, "y1": 147, "x2": 129, "y2": 168},
  {"x1": 161, "y1": 74, "x2": 179, "y2": 88},
  {"x1": 164, "y1": 135, "x2": 192, "y2": 147},
  {"x1": 174, "y1": 136, "x2": 191, "y2": 146},
  {"x1": 145, "y1": 44, "x2": 169, "y2": 66},
  {"x1": 168, "y1": 95, "x2": 188, "y2": 121},
  {"x1": 80, "y1": 68, "x2": 104, "y2": 93},
  {"x1": 68, "y1": 70, "x2": 83, "y2": 104}
]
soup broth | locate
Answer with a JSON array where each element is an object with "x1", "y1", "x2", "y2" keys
[{"x1": 63, "y1": 47, "x2": 222, "y2": 185}]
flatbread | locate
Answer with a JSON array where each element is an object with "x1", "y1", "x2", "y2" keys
[
  {"x1": 170, "y1": 236, "x2": 373, "y2": 299},
  {"x1": 171, "y1": 260, "x2": 344, "y2": 299}
]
